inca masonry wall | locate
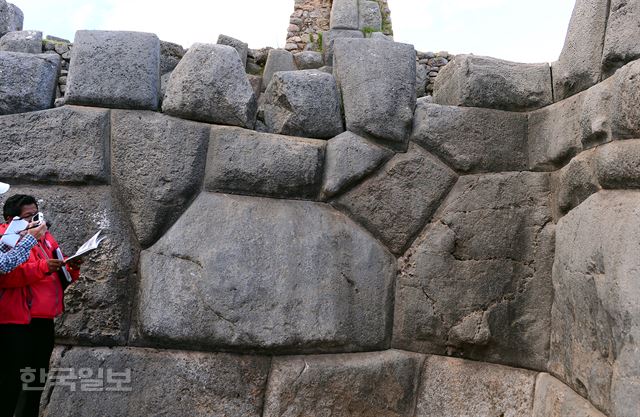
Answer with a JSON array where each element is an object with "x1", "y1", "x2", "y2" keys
[{"x1": 0, "y1": 0, "x2": 639, "y2": 416}]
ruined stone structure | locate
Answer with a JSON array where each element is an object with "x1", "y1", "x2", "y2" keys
[
  {"x1": 285, "y1": 0, "x2": 393, "y2": 53},
  {"x1": 0, "y1": 0, "x2": 639, "y2": 415}
]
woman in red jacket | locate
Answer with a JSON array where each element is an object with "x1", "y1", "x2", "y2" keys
[{"x1": 0, "y1": 194, "x2": 81, "y2": 417}]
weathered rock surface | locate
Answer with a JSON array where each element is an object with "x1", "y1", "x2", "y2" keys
[
  {"x1": 415, "y1": 355, "x2": 537, "y2": 417},
  {"x1": 40, "y1": 347, "x2": 270, "y2": 417},
  {"x1": 262, "y1": 49, "x2": 296, "y2": 91},
  {"x1": 602, "y1": 0, "x2": 640, "y2": 75},
  {"x1": 0, "y1": 51, "x2": 59, "y2": 115},
  {"x1": 321, "y1": 131, "x2": 393, "y2": 199},
  {"x1": 217, "y1": 34, "x2": 248, "y2": 68},
  {"x1": 162, "y1": 43, "x2": 257, "y2": 128},
  {"x1": 529, "y1": 93, "x2": 584, "y2": 171},
  {"x1": 159, "y1": 40, "x2": 184, "y2": 75},
  {"x1": 333, "y1": 143, "x2": 457, "y2": 254},
  {"x1": 263, "y1": 350, "x2": 423, "y2": 417},
  {"x1": 247, "y1": 74, "x2": 261, "y2": 98},
  {"x1": 134, "y1": 192, "x2": 396, "y2": 353},
  {"x1": 0, "y1": 106, "x2": 109, "y2": 183},
  {"x1": 595, "y1": 139, "x2": 640, "y2": 189},
  {"x1": 261, "y1": 70, "x2": 344, "y2": 139},
  {"x1": 205, "y1": 126, "x2": 325, "y2": 199},
  {"x1": 330, "y1": 0, "x2": 359, "y2": 29},
  {"x1": 321, "y1": 29, "x2": 363, "y2": 68},
  {"x1": 434, "y1": 54, "x2": 553, "y2": 112},
  {"x1": 0, "y1": 0, "x2": 22, "y2": 37},
  {"x1": 533, "y1": 373, "x2": 608, "y2": 417},
  {"x1": 416, "y1": 63, "x2": 428, "y2": 98},
  {"x1": 606, "y1": 60, "x2": 640, "y2": 140},
  {"x1": 4, "y1": 185, "x2": 138, "y2": 345},
  {"x1": 549, "y1": 191, "x2": 640, "y2": 417},
  {"x1": 552, "y1": 0, "x2": 609, "y2": 100},
  {"x1": 578, "y1": 60, "x2": 640, "y2": 148},
  {"x1": 65, "y1": 30, "x2": 160, "y2": 110},
  {"x1": 411, "y1": 100, "x2": 528, "y2": 173},
  {"x1": 0, "y1": 30, "x2": 41, "y2": 53},
  {"x1": 333, "y1": 38, "x2": 416, "y2": 148},
  {"x1": 393, "y1": 172, "x2": 555, "y2": 370},
  {"x1": 551, "y1": 149, "x2": 600, "y2": 218},
  {"x1": 111, "y1": 110, "x2": 210, "y2": 248},
  {"x1": 359, "y1": 0, "x2": 382, "y2": 31},
  {"x1": 293, "y1": 50, "x2": 323, "y2": 69}
]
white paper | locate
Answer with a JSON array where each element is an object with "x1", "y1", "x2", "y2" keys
[
  {"x1": 65, "y1": 230, "x2": 106, "y2": 263},
  {"x1": 0, "y1": 217, "x2": 29, "y2": 248}
]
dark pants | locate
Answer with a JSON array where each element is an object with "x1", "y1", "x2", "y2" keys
[{"x1": 0, "y1": 319, "x2": 55, "y2": 417}]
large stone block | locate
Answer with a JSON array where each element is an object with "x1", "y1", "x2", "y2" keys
[
  {"x1": 321, "y1": 131, "x2": 393, "y2": 199},
  {"x1": 3, "y1": 185, "x2": 138, "y2": 345},
  {"x1": 393, "y1": 172, "x2": 555, "y2": 370},
  {"x1": 263, "y1": 350, "x2": 424, "y2": 417},
  {"x1": 0, "y1": 30, "x2": 42, "y2": 53},
  {"x1": 606, "y1": 59, "x2": 640, "y2": 140},
  {"x1": 333, "y1": 143, "x2": 457, "y2": 255},
  {"x1": 0, "y1": 0, "x2": 22, "y2": 37},
  {"x1": 159, "y1": 40, "x2": 184, "y2": 75},
  {"x1": 415, "y1": 355, "x2": 537, "y2": 417},
  {"x1": 40, "y1": 346, "x2": 270, "y2": 417},
  {"x1": 580, "y1": 60, "x2": 640, "y2": 148},
  {"x1": 552, "y1": 0, "x2": 609, "y2": 100},
  {"x1": 111, "y1": 110, "x2": 210, "y2": 248},
  {"x1": 261, "y1": 70, "x2": 344, "y2": 139},
  {"x1": 550, "y1": 149, "x2": 600, "y2": 218},
  {"x1": 330, "y1": 0, "x2": 359, "y2": 29},
  {"x1": 433, "y1": 54, "x2": 553, "y2": 112},
  {"x1": 549, "y1": 191, "x2": 640, "y2": 417},
  {"x1": 217, "y1": 34, "x2": 248, "y2": 68},
  {"x1": 0, "y1": 51, "x2": 59, "y2": 115},
  {"x1": 411, "y1": 100, "x2": 528, "y2": 173},
  {"x1": 293, "y1": 51, "x2": 323, "y2": 70},
  {"x1": 262, "y1": 49, "x2": 296, "y2": 91},
  {"x1": 162, "y1": 43, "x2": 257, "y2": 128},
  {"x1": 134, "y1": 192, "x2": 396, "y2": 353},
  {"x1": 205, "y1": 126, "x2": 325, "y2": 199},
  {"x1": 528, "y1": 93, "x2": 584, "y2": 171},
  {"x1": 65, "y1": 30, "x2": 160, "y2": 110},
  {"x1": 321, "y1": 29, "x2": 364, "y2": 66},
  {"x1": 595, "y1": 139, "x2": 640, "y2": 189},
  {"x1": 532, "y1": 373, "x2": 608, "y2": 417},
  {"x1": 0, "y1": 106, "x2": 109, "y2": 183},
  {"x1": 359, "y1": 0, "x2": 382, "y2": 31},
  {"x1": 602, "y1": 0, "x2": 640, "y2": 75},
  {"x1": 333, "y1": 38, "x2": 416, "y2": 148}
]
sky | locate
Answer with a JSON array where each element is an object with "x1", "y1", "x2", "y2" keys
[{"x1": 11, "y1": 0, "x2": 576, "y2": 63}]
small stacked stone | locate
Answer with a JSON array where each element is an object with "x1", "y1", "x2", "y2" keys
[
  {"x1": 416, "y1": 50, "x2": 453, "y2": 96},
  {"x1": 286, "y1": 0, "x2": 332, "y2": 53},
  {"x1": 376, "y1": 0, "x2": 392, "y2": 35},
  {"x1": 42, "y1": 35, "x2": 72, "y2": 101}
]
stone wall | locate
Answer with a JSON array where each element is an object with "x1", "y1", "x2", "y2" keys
[
  {"x1": 0, "y1": 0, "x2": 638, "y2": 415},
  {"x1": 286, "y1": 0, "x2": 393, "y2": 53}
]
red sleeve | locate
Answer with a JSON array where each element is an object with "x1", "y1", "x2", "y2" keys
[
  {"x1": 68, "y1": 265, "x2": 81, "y2": 282},
  {"x1": 0, "y1": 258, "x2": 50, "y2": 288}
]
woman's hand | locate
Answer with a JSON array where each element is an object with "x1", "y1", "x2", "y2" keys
[{"x1": 25, "y1": 222, "x2": 47, "y2": 240}]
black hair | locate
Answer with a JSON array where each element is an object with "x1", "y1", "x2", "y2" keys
[{"x1": 3, "y1": 194, "x2": 38, "y2": 220}]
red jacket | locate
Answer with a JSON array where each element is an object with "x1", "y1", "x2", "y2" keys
[{"x1": 0, "y1": 224, "x2": 80, "y2": 324}]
